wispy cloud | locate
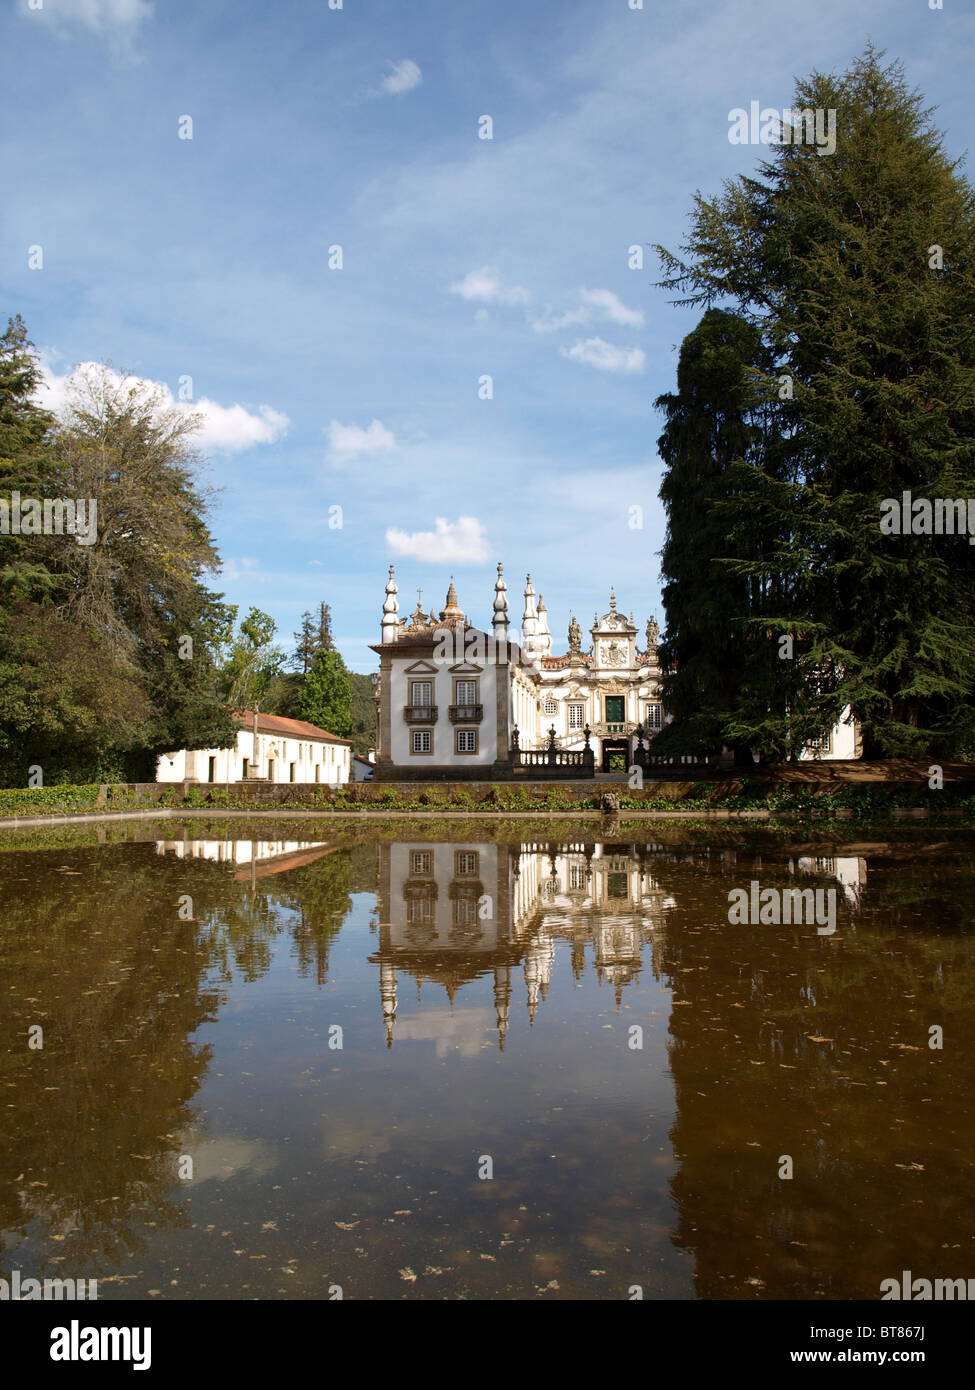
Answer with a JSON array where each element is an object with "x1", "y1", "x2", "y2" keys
[
  {"x1": 531, "y1": 287, "x2": 645, "y2": 333},
  {"x1": 21, "y1": 0, "x2": 153, "y2": 59},
  {"x1": 386, "y1": 516, "x2": 490, "y2": 564},
  {"x1": 450, "y1": 267, "x2": 530, "y2": 307},
  {"x1": 326, "y1": 418, "x2": 396, "y2": 463},
  {"x1": 380, "y1": 59, "x2": 422, "y2": 95},
  {"x1": 560, "y1": 337, "x2": 646, "y2": 373},
  {"x1": 219, "y1": 556, "x2": 268, "y2": 584}
]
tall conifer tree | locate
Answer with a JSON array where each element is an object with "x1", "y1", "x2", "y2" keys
[{"x1": 656, "y1": 47, "x2": 975, "y2": 757}]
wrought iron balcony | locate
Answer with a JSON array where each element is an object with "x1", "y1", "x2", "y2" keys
[
  {"x1": 448, "y1": 703, "x2": 483, "y2": 723},
  {"x1": 403, "y1": 704, "x2": 437, "y2": 723}
]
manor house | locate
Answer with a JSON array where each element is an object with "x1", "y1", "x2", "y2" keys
[{"x1": 371, "y1": 565, "x2": 857, "y2": 780}]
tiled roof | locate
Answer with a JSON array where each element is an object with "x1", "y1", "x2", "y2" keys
[
  {"x1": 234, "y1": 709, "x2": 352, "y2": 745},
  {"x1": 540, "y1": 653, "x2": 592, "y2": 669}
]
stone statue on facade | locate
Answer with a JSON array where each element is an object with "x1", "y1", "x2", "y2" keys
[
  {"x1": 645, "y1": 616, "x2": 660, "y2": 652},
  {"x1": 568, "y1": 615, "x2": 582, "y2": 653}
]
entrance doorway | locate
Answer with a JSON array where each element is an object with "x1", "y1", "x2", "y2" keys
[{"x1": 601, "y1": 738, "x2": 628, "y2": 773}]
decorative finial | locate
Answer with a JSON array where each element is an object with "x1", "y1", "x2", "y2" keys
[{"x1": 610, "y1": 587, "x2": 616, "y2": 611}]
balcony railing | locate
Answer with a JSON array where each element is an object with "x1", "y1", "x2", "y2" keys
[
  {"x1": 448, "y1": 703, "x2": 483, "y2": 723},
  {"x1": 516, "y1": 748, "x2": 593, "y2": 769},
  {"x1": 589, "y1": 720, "x2": 636, "y2": 738},
  {"x1": 403, "y1": 704, "x2": 437, "y2": 723}
]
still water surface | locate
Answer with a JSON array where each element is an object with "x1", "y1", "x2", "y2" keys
[{"x1": 1, "y1": 821, "x2": 973, "y2": 1299}]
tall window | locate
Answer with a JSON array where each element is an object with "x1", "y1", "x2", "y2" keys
[
  {"x1": 407, "y1": 895, "x2": 434, "y2": 926},
  {"x1": 455, "y1": 851, "x2": 479, "y2": 877},
  {"x1": 645, "y1": 702, "x2": 663, "y2": 731},
  {"x1": 568, "y1": 704, "x2": 585, "y2": 729},
  {"x1": 456, "y1": 728, "x2": 477, "y2": 754},
  {"x1": 411, "y1": 851, "x2": 432, "y2": 876},
  {"x1": 605, "y1": 696, "x2": 625, "y2": 723},
  {"x1": 410, "y1": 680, "x2": 433, "y2": 706},
  {"x1": 455, "y1": 679, "x2": 478, "y2": 704},
  {"x1": 452, "y1": 897, "x2": 478, "y2": 928},
  {"x1": 411, "y1": 729, "x2": 432, "y2": 754}
]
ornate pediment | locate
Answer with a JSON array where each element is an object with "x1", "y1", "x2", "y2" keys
[
  {"x1": 403, "y1": 659, "x2": 440, "y2": 675},
  {"x1": 592, "y1": 589, "x2": 637, "y2": 641},
  {"x1": 595, "y1": 611, "x2": 631, "y2": 633}
]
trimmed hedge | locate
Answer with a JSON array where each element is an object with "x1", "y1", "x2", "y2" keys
[{"x1": 2, "y1": 779, "x2": 975, "y2": 822}]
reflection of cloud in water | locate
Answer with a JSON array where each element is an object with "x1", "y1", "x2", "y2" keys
[
  {"x1": 179, "y1": 1135, "x2": 277, "y2": 1185},
  {"x1": 393, "y1": 1007, "x2": 496, "y2": 1059}
]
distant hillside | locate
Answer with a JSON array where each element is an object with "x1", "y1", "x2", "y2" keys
[{"x1": 350, "y1": 672, "x2": 378, "y2": 756}]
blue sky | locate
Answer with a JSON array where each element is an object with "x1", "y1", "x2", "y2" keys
[{"x1": 3, "y1": 0, "x2": 972, "y2": 670}]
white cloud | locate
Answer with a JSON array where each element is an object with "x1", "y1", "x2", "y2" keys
[
  {"x1": 196, "y1": 401, "x2": 289, "y2": 451},
  {"x1": 450, "y1": 267, "x2": 530, "y2": 306},
  {"x1": 560, "y1": 338, "x2": 646, "y2": 373},
  {"x1": 380, "y1": 59, "x2": 422, "y2": 95},
  {"x1": 531, "y1": 287, "x2": 644, "y2": 333},
  {"x1": 35, "y1": 360, "x2": 289, "y2": 452},
  {"x1": 578, "y1": 288, "x2": 644, "y2": 327},
  {"x1": 386, "y1": 516, "x2": 490, "y2": 565},
  {"x1": 529, "y1": 306, "x2": 589, "y2": 333},
  {"x1": 326, "y1": 418, "x2": 396, "y2": 462},
  {"x1": 220, "y1": 557, "x2": 267, "y2": 584}
]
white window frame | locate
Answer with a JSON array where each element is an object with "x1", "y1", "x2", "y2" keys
[
  {"x1": 454, "y1": 678, "x2": 478, "y2": 705},
  {"x1": 455, "y1": 728, "x2": 477, "y2": 754},
  {"x1": 411, "y1": 728, "x2": 433, "y2": 754}
]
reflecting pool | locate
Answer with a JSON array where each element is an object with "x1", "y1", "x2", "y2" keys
[{"x1": 1, "y1": 821, "x2": 973, "y2": 1299}]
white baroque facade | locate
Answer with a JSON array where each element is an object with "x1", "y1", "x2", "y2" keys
[{"x1": 371, "y1": 565, "x2": 858, "y2": 778}]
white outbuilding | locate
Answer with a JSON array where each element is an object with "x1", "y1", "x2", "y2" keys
[{"x1": 155, "y1": 709, "x2": 352, "y2": 785}]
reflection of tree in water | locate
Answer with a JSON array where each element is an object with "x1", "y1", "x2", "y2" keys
[
  {"x1": 273, "y1": 852, "x2": 352, "y2": 986},
  {"x1": 653, "y1": 847, "x2": 975, "y2": 1300},
  {"x1": 0, "y1": 839, "x2": 362, "y2": 1273},
  {"x1": 0, "y1": 845, "x2": 230, "y2": 1271},
  {"x1": 200, "y1": 890, "x2": 284, "y2": 984}
]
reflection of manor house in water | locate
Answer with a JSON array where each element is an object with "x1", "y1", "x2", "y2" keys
[
  {"x1": 371, "y1": 841, "x2": 671, "y2": 1047},
  {"x1": 155, "y1": 838, "x2": 335, "y2": 877}
]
